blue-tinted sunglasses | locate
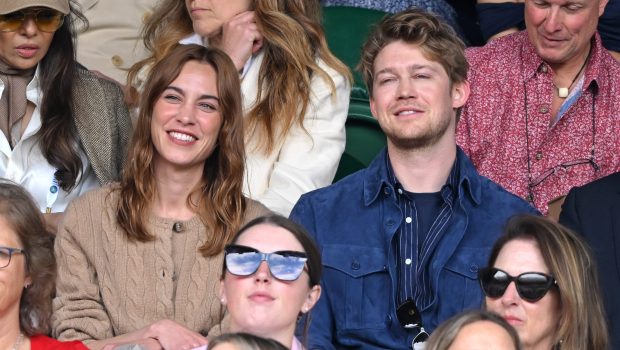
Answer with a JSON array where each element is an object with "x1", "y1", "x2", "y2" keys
[{"x1": 224, "y1": 244, "x2": 308, "y2": 281}]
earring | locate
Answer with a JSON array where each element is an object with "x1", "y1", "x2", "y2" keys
[
  {"x1": 24, "y1": 283, "x2": 30, "y2": 289},
  {"x1": 220, "y1": 298, "x2": 226, "y2": 305},
  {"x1": 302, "y1": 307, "x2": 308, "y2": 313}
]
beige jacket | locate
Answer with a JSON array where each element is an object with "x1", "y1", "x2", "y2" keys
[
  {"x1": 75, "y1": 0, "x2": 158, "y2": 82},
  {"x1": 52, "y1": 186, "x2": 269, "y2": 342}
]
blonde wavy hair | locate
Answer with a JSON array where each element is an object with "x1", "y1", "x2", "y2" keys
[
  {"x1": 128, "y1": 0, "x2": 351, "y2": 154},
  {"x1": 119, "y1": 45, "x2": 246, "y2": 257}
]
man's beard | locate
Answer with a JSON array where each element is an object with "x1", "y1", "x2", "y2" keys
[{"x1": 385, "y1": 115, "x2": 452, "y2": 151}]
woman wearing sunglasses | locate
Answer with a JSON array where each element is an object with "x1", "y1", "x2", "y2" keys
[
  {"x1": 52, "y1": 45, "x2": 269, "y2": 349},
  {"x1": 479, "y1": 215, "x2": 608, "y2": 350},
  {"x1": 0, "y1": 0, "x2": 131, "y2": 233},
  {"x1": 0, "y1": 180, "x2": 87, "y2": 350},
  {"x1": 217, "y1": 215, "x2": 322, "y2": 349}
]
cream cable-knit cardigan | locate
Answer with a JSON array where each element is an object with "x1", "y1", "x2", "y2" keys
[{"x1": 52, "y1": 185, "x2": 269, "y2": 342}]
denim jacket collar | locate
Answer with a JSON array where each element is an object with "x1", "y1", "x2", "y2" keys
[{"x1": 363, "y1": 146, "x2": 482, "y2": 207}]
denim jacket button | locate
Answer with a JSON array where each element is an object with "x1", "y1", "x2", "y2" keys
[
  {"x1": 383, "y1": 187, "x2": 391, "y2": 196},
  {"x1": 351, "y1": 261, "x2": 361, "y2": 270},
  {"x1": 469, "y1": 264, "x2": 478, "y2": 273},
  {"x1": 386, "y1": 219, "x2": 394, "y2": 227}
]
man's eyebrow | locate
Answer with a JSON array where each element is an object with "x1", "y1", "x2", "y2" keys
[{"x1": 375, "y1": 64, "x2": 440, "y2": 76}]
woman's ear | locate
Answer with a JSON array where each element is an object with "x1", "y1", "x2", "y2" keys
[
  {"x1": 301, "y1": 285, "x2": 321, "y2": 314},
  {"x1": 24, "y1": 275, "x2": 32, "y2": 289},
  {"x1": 219, "y1": 280, "x2": 227, "y2": 305}
]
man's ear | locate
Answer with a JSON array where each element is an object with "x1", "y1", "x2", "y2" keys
[
  {"x1": 599, "y1": 0, "x2": 609, "y2": 16},
  {"x1": 301, "y1": 285, "x2": 322, "y2": 314},
  {"x1": 451, "y1": 80, "x2": 470, "y2": 109},
  {"x1": 370, "y1": 97, "x2": 378, "y2": 120}
]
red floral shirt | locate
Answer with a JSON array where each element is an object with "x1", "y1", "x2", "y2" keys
[{"x1": 457, "y1": 31, "x2": 620, "y2": 214}]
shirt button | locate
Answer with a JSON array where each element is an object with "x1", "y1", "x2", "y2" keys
[
  {"x1": 536, "y1": 152, "x2": 543, "y2": 160},
  {"x1": 539, "y1": 105, "x2": 549, "y2": 113},
  {"x1": 541, "y1": 65, "x2": 548, "y2": 73},
  {"x1": 351, "y1": 261, "x2": 360, "y2": 270},
  {"x1": 111, "y1": 55, "x2": 124, "y2": 67},
  {"x1": 405, "y1": 217, "x2": 412, "y2": 224},
  {"x1": 469, "y1": 264, "x2": 478, "y2": 273},
  {"x1": 397, "y1": 188, "x2": 403, "y2": 195},
  {"x1": 405, "y1": 258, "x2": 412, "y2": 265}
]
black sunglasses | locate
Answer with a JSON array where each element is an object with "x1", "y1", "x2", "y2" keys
[
  {"x1": 224, "y1": 244, "x2": 308, "y2": 281},
  {"x1": 478, "y1": 267, "x2": 557, "y2": 302}
]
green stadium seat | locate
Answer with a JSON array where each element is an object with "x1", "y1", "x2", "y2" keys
[
  {"x1": 334, "y1": 99, "x2": 386, "y2": 181},
  {"x1": 322, "y1": 6, "x2": 387, "y2": 101}
]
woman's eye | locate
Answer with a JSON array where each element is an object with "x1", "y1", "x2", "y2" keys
[
  {"x1": 198, "y1": 102, "x2": 217, "y2": 111},
  {"x1": 164, "y1": 94, "x2": 181, "y2": 102}
]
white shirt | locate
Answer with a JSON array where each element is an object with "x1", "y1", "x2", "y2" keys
[
  {"x1": 0, "y1": 72, "x2": 99, "y2": 213},
  {"x1": 179, "y1": 34, "x2": 350, "y2": 216}
]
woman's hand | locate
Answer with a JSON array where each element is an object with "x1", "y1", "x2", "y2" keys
[
  {"x1": 219, "y1": 11, "x2": 264, "y2": 71},
  {"x1": 146, "y1": 319, "x2": 208, "y2": 350}
]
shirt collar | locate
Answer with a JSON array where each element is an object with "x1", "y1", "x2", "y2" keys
[{"x1": 363, "y1": 147, "x2": 481, "y2": 206}]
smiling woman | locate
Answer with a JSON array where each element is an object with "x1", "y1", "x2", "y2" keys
[
  {"x1": 52, "y1": 45, "x2": 270, "y2": 350},
  {"x1": 0, "y1": 0, "x2": 132, "y2": 233},
  {"x1": 0, "y1": 180, "x2": 87, "y2": 350},
  {"x1": 128, "y1": 0, "x2": 351, "y2": 216}
]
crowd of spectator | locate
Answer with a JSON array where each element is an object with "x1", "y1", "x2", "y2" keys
[{"x1": 0, "y1": 0, "x2": 618, "y2": 349}]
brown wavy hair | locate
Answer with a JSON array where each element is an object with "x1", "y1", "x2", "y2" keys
[
  {"x1": 117, "y1": 44, "x2": 246, "y2": 256},
  {"x1": 486, "y1": 215, "x2": 608, "y2": 350},
  {"x1": 359, "y1": 8, "x2": 468, "y2": 96},
  {"x1": 0, "y1": 180, "x2": 56, "y2": 336},
  {"x1": 128, "y1": 0, "x2": 350, "y2": 153}
]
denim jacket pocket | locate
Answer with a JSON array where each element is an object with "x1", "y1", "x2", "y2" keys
[
  {"x1": 438, "y1": 247, "x2": 488, "y2": 319},
  {"x1": 323, "y1": 244, "x2": 391, "y2": 330}
]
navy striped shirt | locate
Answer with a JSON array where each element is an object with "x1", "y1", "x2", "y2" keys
[{"x1": 386, "y1": 157, "x2": 460, "y2": 309}]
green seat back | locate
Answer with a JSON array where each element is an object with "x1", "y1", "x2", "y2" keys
[
  {"x1": 322, "y1": 6, "x2": 387, "y2": 100},
  {"x1": 334, "y1": 100, "x2": 386, "y2": 181}
]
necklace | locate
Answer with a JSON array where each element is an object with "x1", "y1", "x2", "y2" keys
[
  {"x1": 11, "y1": 333, "x2": 23, "y2": 350},
  {"x1": 552, "y1": 48, "x2": 591, "y2": 98}
]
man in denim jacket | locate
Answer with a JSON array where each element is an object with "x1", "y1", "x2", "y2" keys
[{"x1": 290, "y1": 9, "x2": 537, "y2": 350}]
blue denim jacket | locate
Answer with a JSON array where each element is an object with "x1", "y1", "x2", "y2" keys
[{"x1": 290, "y1": 148, "x2": 538, "y2": 350}]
